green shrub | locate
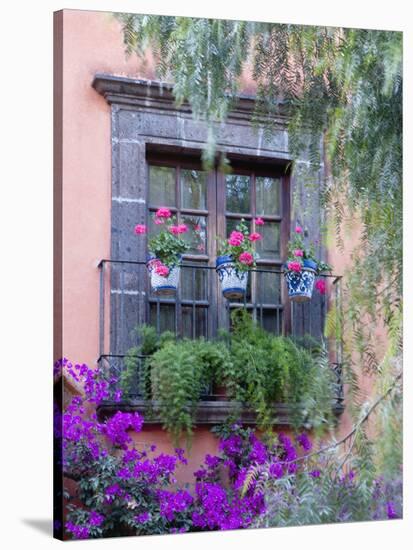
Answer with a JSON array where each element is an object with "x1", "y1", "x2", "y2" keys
[
  {"x1": 148, "y1": 338, "x2": 231, "y2": 443},
  {"x1": 121, "y1": 316, "x2": 336, "y2": 440},
  {"x1": 219, "y1": 310, "x2": 335, "y2": 432}
]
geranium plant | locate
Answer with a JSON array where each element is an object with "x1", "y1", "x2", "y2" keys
[
  {"x1": 286, "y1": 224, "x2": 332, "y2": 274},
  {"x1": 217, "y1": 219, "x2": 263, "y2": 272},
  {"x1": 283, "y1": 225, "x2": 333, "y2": 301},
  {"x1": 134, "y1": 207, "x2": 190, "y2": 277}
]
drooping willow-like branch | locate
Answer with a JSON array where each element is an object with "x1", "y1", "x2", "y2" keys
[
  {"x1": 242, "y1": 371, "x2": 402, "y2": 496},
  {"x1": 291, "y1": 371, "x2": 402, "y2": 465}
]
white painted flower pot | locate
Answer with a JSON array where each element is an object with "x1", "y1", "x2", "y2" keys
[
  {"x1": 284, "y1": 259, "x2": 317, "y2": 302},
  {"x1": 147, "y1": 258, "x2": 180, "y2": 295},
  {"x1": 216, "y1": 256, "x2": 248, "y2": 299}
]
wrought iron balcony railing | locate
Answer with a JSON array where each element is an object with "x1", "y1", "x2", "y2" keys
[{"x1": 97, "y1": 259, "x2": 344, "y2": 420}]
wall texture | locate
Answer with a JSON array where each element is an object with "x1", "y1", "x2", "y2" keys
[{"x1": 61, "y1": 10, "x2": 152, "y2": 366}]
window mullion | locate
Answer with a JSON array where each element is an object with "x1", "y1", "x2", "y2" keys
[
  {"x1": 251, "y1": 172, "x2": 257, "y2": 322},
  {"x1": 175, "y1": 165, "x2": 182, "y2": 337}
]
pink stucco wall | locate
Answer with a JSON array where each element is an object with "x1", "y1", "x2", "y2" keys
[
  {"x1": 61, "y1": 10, "x2": 155, "y2": 366},
  {"x1": 327, "y1": 214, "x2": 387, "y2": 442}
]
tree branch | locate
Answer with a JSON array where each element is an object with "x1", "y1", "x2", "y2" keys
[{"x1": 286, "y1": 371, "x2": 402, "y2": 466}]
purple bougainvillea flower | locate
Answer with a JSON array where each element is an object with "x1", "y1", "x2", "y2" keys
[
  {"x1": 269, "y1": 462, "x2": 284, "y2": 479},
  {"x1": 248, "y1": 434, "x2": 267, "y2": 464},
  {"x1": 205, "y1": 454, "x2": 220, "y2": 469},
  {"x1": 66, "y1": 522, "x2": 90, "y2": 539},
  {"x1": 135, "y1": 512, "x2": 150, "y2": 523},
  {"x1": 297, "y1": 433, "x2": 312, "y2": 452},
  {"x1": 89, "y1": 511, "x2": 104, "y2": 527},
  {"x1": 175, "y1": 447, "x2": 188, "y2": 464},
  {"x1": 386, "y1": 501, "x2": 398, "y2": 519}
]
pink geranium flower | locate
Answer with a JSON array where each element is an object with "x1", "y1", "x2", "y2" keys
[
  {"x1": 255, "y1": 217, "x2": 265, "y2": 226},
  {"x1": 155, "y1": 264, "x2": 170, "y2": 277},
  {"x1": 169, "y1": 224, "x2": 188, "y2": 235},
  {"x1": 155, "y1": 207, "x2": 172, "y2": 218},
  {"x1": 228, "y1": 231, "x2": 244, "y2": 247},
  {"x1": 287, "y1": 261, "x2": 302, "y2": 272},
  {"x1": 293, "y1": 249, "x2": 304, "y2": 257},
  {"x1": 315, "y1": 279, "x2": 327, "y2": 294},
  {"x1": 134, "y1": 224, "x2": 147, "y2": 235},
  {"x1": 154, "y1": 218, "x2": 164, "y2": 225},
  {"x1": 239, "y1": 252, "x2": 254, "y2": 265},
  {"x1": 248, "y1": 232, "x2": 262, "y2": 242},
  {"x1": 149, "y1": 259, "x2": 161, "y2": 267},
  {"x1": 295, "y1": 225, "x2": 303, "y2": 234}
]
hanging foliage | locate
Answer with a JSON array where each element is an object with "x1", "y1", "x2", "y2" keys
[{"x1": 116, "y1": 13, "x2": 402, "y2": 368}]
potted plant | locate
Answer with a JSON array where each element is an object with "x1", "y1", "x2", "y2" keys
[
  {"x1": 134, "y1": 207, "x2": 190, "y2": 295},
  {"x1": 284, "y1": 224, "x2": 332, "y2": 302},
  {"x1": 216, "y1": 218, "x2": 263, "y2": 299}
]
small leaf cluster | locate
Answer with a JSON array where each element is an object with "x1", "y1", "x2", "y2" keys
[{"x1": 148, "y1": 215, "x2": 190, "y2": 268}]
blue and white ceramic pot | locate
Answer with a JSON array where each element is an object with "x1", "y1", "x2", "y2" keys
[
  {"x1": 216, "y1": 255, "x2": 248, "y2": 299},
  {"x1": 147, "y1": 255, "x2": 181, "y2": 295},
  {"x1": 284, "y1": 259, "x2": 317, "y2": 302}
]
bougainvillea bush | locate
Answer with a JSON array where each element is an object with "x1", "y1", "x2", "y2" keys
[{"x1": 55, "y1": 359, "x2": 402, "y2": 540}]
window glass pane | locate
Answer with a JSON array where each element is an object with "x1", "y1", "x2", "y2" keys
[
  {"x1": 149, "y1": 166, "x2": 176, "y2": 206},
  {"x1": 256, "y1": 269, "x2": 281, "y2": 304},
  {"x1": 181, "y1": 214, "x2": 207, "y2": 255},
  {"x1": 181, "y1": 169, "x2": 207, "y2": 210},
  {"x1": 149, "y1": 304, "x2": 176, "y2": 333},
  {"x1": 148, "y1": 212, "x2": 163, "y2": 239},
  {"x1": 256, "y1": 222, "x2": 281, "y2": 259},
  {"x1": 181, "y1": 265, "x2": 208, "y2": 301},
  {"x1": 226, "y1": 218, "x2": 251, "y2": 237},
  {"x1": 182, "y1": 307, "x2": 208, "y2": 338},
  {"x1": 226, "y1": 175, "x2": 250, "y2": 213},
  {"x1": 261, "y1": 309, "x2": 283, "y2": 335},
  {"x1": 256, "y1": 177, "x2": 281, "y2": 216}
]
